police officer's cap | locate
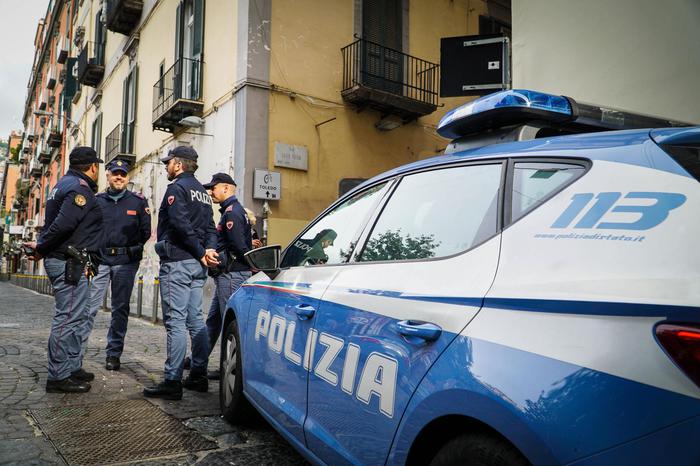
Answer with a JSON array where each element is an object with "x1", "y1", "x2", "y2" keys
[
  {"x1": 106, "y1": 159, "x2": 130, "y2": 174},
  {"x1": 70, "y1": 146, "x2": 103, "y2": 165},
  {"x1": 203, "y1": 172, "x2": 236, "y2": 189},
  {"x1": 161, "y1": 145, "x2": 198, "y2": 163}
]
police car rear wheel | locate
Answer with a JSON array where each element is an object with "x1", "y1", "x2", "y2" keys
[
  {"x1": 429, "y1": 433, "x2": 529, "y2": 466},
  {"x1": 219, "y1": 319, "x2": 254, "y2": 424}
]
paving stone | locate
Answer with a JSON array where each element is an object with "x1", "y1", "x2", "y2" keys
[{"x1": 0, "y1": 281, "x2": 308, "y2": 465}]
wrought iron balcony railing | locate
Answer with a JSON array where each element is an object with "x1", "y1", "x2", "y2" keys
[
  {"x1": 341, "y1": 38, "x2": 439, "y2": 120},
  {"x1": 152, "y1": 57, "x2": 203, "y2": 133},
  {"x1": 77, "y1": 41, "x2": 105, "y2": 87},
  {"x1": 105, "y1": 123, "x2": 136, "y2": 166}
]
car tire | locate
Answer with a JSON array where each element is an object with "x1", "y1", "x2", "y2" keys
[
  {"x1": 429, "y1": 432, "x2": 529, "y2": 466},
  {"x1": 219, "y1": 318, "x2": 255, "y2": 424}
]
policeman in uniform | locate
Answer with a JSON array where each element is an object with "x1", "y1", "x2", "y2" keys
[
  {"x1": 143, "y1": 146, "x2": 218, "y2": 400},
  {"x1": 25, "y1": 146, "x2": 104, "y2": 393},
  {"x1": 202, "y1": 173, "x2": 253, "y2": 379},
  {"x1": 85, "y1": 159, "x2": 151, "y2": 371}
]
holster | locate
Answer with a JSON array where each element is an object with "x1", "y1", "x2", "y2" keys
[
  {"x1": 225, "y1": 251, "x2": 239, "y2": 273},
  {"x1": 64, "y1": 257, "x2": 86, "y2": 286},
  {"x1": 127, "y1": 245, "x2": 144, "y2": 262}
]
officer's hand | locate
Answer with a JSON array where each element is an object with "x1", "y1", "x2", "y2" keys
[
  {"x1": 252, "y1": 239, "x2": 263, "y2": 249},
  {"x1": 23, "y1": 242, "x2": 42, "y2": 261},
  {"x1": 202, "y1": 249, "x2": 220, "y2": 267}
]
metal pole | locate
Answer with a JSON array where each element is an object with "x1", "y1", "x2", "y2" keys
[
  {"x1": 136, "y1": 275, "x2": 143, "y2": 318},
  {"x1": 151, "y1": 278, "x2": 159, "y2": 323}
]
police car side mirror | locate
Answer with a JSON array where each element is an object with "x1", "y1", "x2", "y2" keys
[{"x1": 244, "y1": 245, "x2": 281, "y2": 277}]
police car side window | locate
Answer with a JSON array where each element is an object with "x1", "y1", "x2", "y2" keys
[
  {"x1": 358, "y1": 164, "x2": 502, "y2": 262},
  {"x1": 512, "y1": 162, "x2": 585, "y2": 223},
  {"x1": 281, "y1": 182, "x2": 390, "y2": 268}
]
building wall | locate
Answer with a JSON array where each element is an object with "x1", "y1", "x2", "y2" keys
[
  {"x1": 265, "y1": 0, "x2": 486, "y2": 246},
  {"x1": 512, "y1": 0, "x2": 700, "y2": 124}
]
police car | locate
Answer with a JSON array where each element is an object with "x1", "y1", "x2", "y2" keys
[{"x1": 220, "y1": 90, "x2": 700, "y2": 465}]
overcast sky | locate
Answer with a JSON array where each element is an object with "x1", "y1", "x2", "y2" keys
[{"x1": 0, "y1": 1, "x2": 49, "y2": 139}]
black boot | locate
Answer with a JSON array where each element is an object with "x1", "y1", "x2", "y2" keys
[
  {"x1": 105, "y1": 356, "x2": 121, "y2": 371},
  {"x1": 206, "y1": 370, "x2": 220, "y2": 381},
  {"x1": 46, "y1": 376, "x2": 91, "y2": 393},
  {"x1": 143, "y1": 379, "x2": 182, "y2": 400},
  {"x1": 183, "y1": 371, "x2": 208, "y2": 392},
  {"x1": 71, "y1": 368, "x2": 95, "y2": 382}
]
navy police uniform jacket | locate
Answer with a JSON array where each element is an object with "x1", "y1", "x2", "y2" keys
[
  {"x1": 37, "y1": 169, "x2": 104, "y2": 258},
  {"x1": 216, "y1": 195, "x2": 252, "y2": 272},
  {"x1": 156, "y1": 172, "x2": 217, "y2": 262},
  {"x1": 96, "y1": 190, "x2": 151, "y2": 265}
]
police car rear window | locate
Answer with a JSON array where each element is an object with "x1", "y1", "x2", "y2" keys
[
  {"x1": 512, "y1": 162, "x2": 586, "y2": 223},
  {"x1": 660, "y1": 144, "x2": 700, "y2": 181}
]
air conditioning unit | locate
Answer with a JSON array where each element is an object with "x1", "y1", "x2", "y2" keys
[{"x1": 25, "y1": 219, "x2": 36, "y2": 228}]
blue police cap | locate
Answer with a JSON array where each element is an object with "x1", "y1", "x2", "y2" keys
[
  {"x1": 160, "y1": 145, "x2": 198, "y2": 163},
  {"x1": 70, "y1": 146, "x2": 103, "y2": 165},
  {"x1": 106, "y1": 159, "x2": 130, "y2": 174},
  {"x1": 203, "y1": 172, "x2": 236, "y2": 189}
]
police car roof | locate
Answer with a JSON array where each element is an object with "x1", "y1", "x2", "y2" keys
[{"x1": 351, "y1": 125, "x2": 699, "y2": 196}]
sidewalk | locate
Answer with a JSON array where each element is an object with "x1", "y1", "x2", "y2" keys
[{"x1": 0, "y1": 281, "x2": 306, "y2": 465}]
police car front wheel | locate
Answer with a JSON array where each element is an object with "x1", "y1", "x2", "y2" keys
[
  {"x1": 429, "y1": 432, "x2": 529, "y2": 466},
  {"x1": 219, "y1": 318, "x2": 255, "y2": 424}
]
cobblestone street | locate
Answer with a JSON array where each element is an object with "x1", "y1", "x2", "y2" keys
[{"x1": 0, "y1": 280, "x2": 307, "y2": 465}]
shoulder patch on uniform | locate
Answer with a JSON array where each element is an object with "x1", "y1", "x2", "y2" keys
[
  {"x1": 74, "y1": 194, "x2": 87, "y2": 207},
  {"x1": 226, "y1": 220, "x2": 234, "y2": 230},
  {"x1": 79, "y1": 179, "x2": 89, "y2": 187},
  {"x1": 167, "y1": 195, "x2": 175, "y2": 205},
  {"x1": 225, "y1": 205, "x2": 233, "y2": 212}
]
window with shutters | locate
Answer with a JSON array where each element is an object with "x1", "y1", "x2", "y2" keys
[
  {"x1": 362, "y1": 0, "x2": 403, "y2": 94},
  {"x1": 341, "y1": 1, "x2": 438, "y2": 119},
  {"x1": 174, "y1": 0, "x2": 204, "y2": 100},
  {"x1": 91, "y1": 114, "x2": 102, "y2": 159},
  {"x1": 121, "y1": 67, "x2": 137, "y2": 154}
]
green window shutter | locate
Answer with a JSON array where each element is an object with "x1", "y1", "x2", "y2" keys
[
  {"x1": 362, "y1": 0, "x2": 401, "y2": 49},
  {"x1": 193, "y1": 0, "x2": 204, "y2": 59},
  {"x1": 175, "y1": 1, "x2": 183, "y2": 60}
]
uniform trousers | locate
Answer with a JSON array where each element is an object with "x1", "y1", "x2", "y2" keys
[
  {"x1": 44, "y1": 257, "x2": 90, "y2": 381},
  {"x1": 85, "y1": 262, "x2": 139, "y2": 360},
  {"x1": 205, "y1": 270, "x2": 252, "y2": 355},
  {"x1": 159, "y1": 258, "x2": 209, "y2": 380}
]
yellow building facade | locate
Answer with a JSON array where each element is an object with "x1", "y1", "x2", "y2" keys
[{"x1": 264, "y1": 0, "x2": 488, "y2": 245}]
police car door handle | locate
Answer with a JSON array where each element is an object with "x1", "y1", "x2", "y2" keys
[
  {"x1": 396, "y1": 320, "x2": 442, "y2": 342},
  {"x1": 294, "y1": 304, "x2": 316, "y2": 320}
]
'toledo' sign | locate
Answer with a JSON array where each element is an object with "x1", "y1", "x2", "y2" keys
[{"x1": 253, "y1": 169, "x2": 281, "y2": 200}]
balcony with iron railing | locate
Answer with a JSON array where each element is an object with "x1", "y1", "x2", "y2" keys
[
  {"x1": 46, "y1": 67, "x2": 56, "y2": 90},
  {"x1": 47, "y1": 126, "x2": 62, "y2": 148},
  {"x1": 105, "y1": 123, "x2": 136, "y2": 166},
  {"x1": 56, "y1": 36, "x2": 68, "y2": 64},
  {"x1": 77, "y1": 41, "x2": 105, "y2": 87},
  {"x1": 152, "y1": 57, "x2": 204, "y2": 133},
  {"x1": 105, "y1": 0, "x2": 144, "y2": 35},
  {"x1": 38, "y1": 145, "x2": 51, "y2": 165},
  {"x1": 341, "y1": 38, "x2": 439, "y2": 121},
  {"x1": 29, "y1": 160, "x2": 43, "y2": 178}
]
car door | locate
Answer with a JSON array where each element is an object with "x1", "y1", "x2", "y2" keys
[
  {"x1": 242, "y1": 181, "x2": 393, "y2": 447},
  {"x1": 303, "y1": 162, "x2": 506, "y2": 465}
]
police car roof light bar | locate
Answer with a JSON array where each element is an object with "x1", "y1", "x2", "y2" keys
[{"x1": 437, "y1": 89, "x2": 691, "y2": 140}]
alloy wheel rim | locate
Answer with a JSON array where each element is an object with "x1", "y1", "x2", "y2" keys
[{"x1": 224, "y1": 333, "x2": 237, "y2": 406}]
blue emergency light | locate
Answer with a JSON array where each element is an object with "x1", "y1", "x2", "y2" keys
[{"x1": 437, "y1": 89, "x2": 690, "y2": 140}]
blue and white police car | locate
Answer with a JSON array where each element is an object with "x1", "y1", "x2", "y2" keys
[{"x1": 220, "y1": 90, "x2": 700, "y2": 465}]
